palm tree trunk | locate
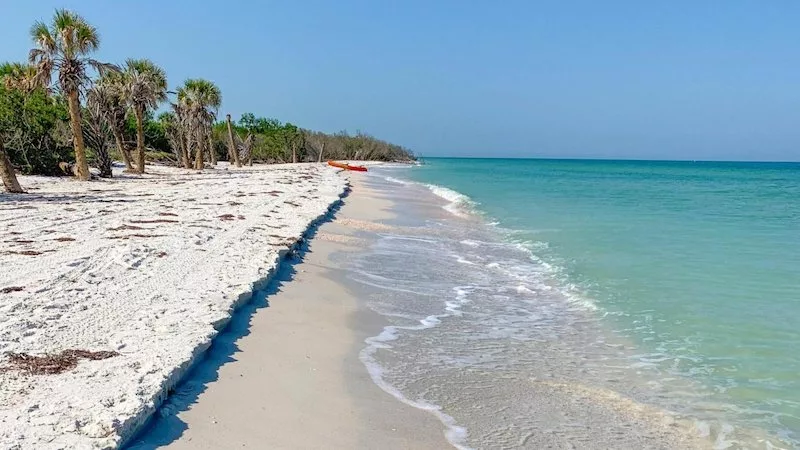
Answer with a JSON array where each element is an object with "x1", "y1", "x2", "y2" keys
[
  {"x1": 66, "y1": 90, "x2": 90, "y2": 181},
  {"x1": 207, "y1": 127, "x2": 217, "y2": 166},
  {"x1": 318, "y1": 142, "x2": 325, "y2": 163},
  {"x1": 0, "y1": 136, "x2": 24, "y2": 193},
  {"x1": 112, "y1": 127, "x2": 133, "y2": 170},
  {"x1": 226, "y1": 114, "x2": 241, "y2": 168},
  {"x1": 134, "y1": 105, "x2": 146, "y2": 174},
  {"x1": 180, "y1": 132, "x2": 190, "y2": 169},
  {"x1": 194, "y1": 129, "x2": 204, "y2": 170},
  {"x1": 292, "y1": 142, "x2": 297, "y2": 164}
]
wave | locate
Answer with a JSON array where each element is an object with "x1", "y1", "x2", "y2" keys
[
  {"x1": 384, "y1": 176, "x2": 410, "y2": 185},
  {"x1": 384, "y1": 173, "x2": 601, "y2": 314},
  {"x1": 360, "y1": 337, "x2": 471, "y2": 449},
  {"x1": 376, "y1": 167, "x2": 478, "y2": 218},
  {"x1": 375, "y1": 169, "x2": 602, "y2": 315},
  {"x1": 358, "y1": 285, "x2": 477, "y2": 449},
  {"x1": 425, "y1": 184, "x2": 478, "y2": 217}
]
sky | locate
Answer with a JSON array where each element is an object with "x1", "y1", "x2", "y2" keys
[{"x1": 2, "y1": 1, "x2": 800, "y2": 161}]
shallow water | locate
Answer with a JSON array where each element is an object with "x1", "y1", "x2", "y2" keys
[{"x1": 339, "y1": 159, "x2": 800, "y2": 449}]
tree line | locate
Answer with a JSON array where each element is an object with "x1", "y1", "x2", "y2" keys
[
  {"x1": 218, "y1": 113, "x2": 415, "y2": 165},
  {"x1": 0, "y1": 9, "x2": 414, "y2": 194}
]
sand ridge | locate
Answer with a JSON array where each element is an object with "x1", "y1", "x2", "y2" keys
[{"x1": 0, "y1": 162, "x2": 347, "y2": 448}]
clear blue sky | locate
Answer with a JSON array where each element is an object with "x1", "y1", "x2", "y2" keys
[{"x1": 2, "y1": 1, "x2": 800, "y2": 161}]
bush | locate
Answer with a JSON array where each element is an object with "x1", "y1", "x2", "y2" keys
[{"x1": 0, "y1": 86, "x2": 74, "y2": 175}]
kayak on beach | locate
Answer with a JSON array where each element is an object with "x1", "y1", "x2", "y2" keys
[{"x1": 327, "y1": 161, "x2": 368, "y2": 172}]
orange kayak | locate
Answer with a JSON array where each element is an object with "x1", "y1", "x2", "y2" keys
[{"x1": 327, "y1": 161, "x2": 368, "y2": 172}]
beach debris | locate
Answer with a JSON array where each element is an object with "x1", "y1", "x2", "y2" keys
[
  {"x1": 7, "y1": 250, "x2": 43, "y2": 256},
  {"x1": 129, "y1": 219, "x2": 179, "y2": 224},
  {"x1": 58, "y1": 161, "x2": 80, "y2": 177},
  {"x1": 107, "y1": 224, "x2": 145, "y2": 231},
  {"x1": 0, "y1": 286, "x2": 24, "y2": 294},
  {"x1": 2, "y1": 350, "x2": 120, "y2": 375}
]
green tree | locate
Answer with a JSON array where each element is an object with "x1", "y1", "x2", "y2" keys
[
  {"x1": 1, "y1": 62, "x2": 70, "y2": 183},
  {"x1": 0, "y1": 63, "x2": 34, "y2": 192},
  {"x1": 29, "y1": 9, "x2": 111, "y2": 181},
  {"x1": 177, "y1": 79, "x2": 221, "y2": 169},
  {"x1": 120, "y1": 59, "x2": 167, "y2": 173},
  {"x1": 281, "y1": 123, "x2": 302, "y2": 163}
]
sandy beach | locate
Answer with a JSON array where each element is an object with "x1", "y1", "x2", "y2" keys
[
  {"x1": 128, "y1": 176, "x2": 449, "y2": 449},
  {"x1": 0, "y1": 163, "x2": 347, "y2": 448}
]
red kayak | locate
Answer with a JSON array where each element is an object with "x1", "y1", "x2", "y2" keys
[{"x1": 327, "y1": 161, "x2": 368, "y2": 172}]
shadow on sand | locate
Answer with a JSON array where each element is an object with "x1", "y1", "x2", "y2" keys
[{"x1": 123, "y1": 197, "x2": 345, "y2": 449}]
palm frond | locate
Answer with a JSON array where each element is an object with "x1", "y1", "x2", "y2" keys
[
  {"x1": 122, "y1": 58, "x2": 168, "y2": 109},
  {"x1": 29, "y1": 21, "x2": 56, "y2": 53},
  {"x1": 182, "y1": 78, "x2": 222, "y2": 110},
  {"x1": 53, "y1": 9, "x2": 79, "y2": 30},
  {"x1": 87, "y1": 59, "x2": 120, "y2": 77},
  {"x1": 74, "y1": 21, "x2": 100, "y2": 55},
  {"x1": 29, "y1": 10, "x2": 106, "y2": 95}
]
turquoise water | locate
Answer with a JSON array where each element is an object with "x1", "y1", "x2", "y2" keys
[{"x1": 403, "y1": 158, "x2": 800, "y2": 446}]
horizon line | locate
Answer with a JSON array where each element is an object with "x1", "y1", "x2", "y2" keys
[{"x1": 419, "y1": 156, "x2": 800, "y2": 164}]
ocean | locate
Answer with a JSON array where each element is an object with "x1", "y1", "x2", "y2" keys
[{"x1": 340, "y1": 158, "x2": 800, "y2": 449}]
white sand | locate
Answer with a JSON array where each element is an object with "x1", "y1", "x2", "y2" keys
[
  {"x1": 0, "y1": 162, "x2": 347, "y2": 449},
  {"x1": 130, "y1": 178, "x2": 449, "y2": 449}
]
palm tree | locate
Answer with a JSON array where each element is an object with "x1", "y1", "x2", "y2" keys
[
  {"x1": 91, "y1": 73, "x2": 133, "y2": 170},
  {"x1": 171, "y1": 103, "x2": 192, "y2": 169},
  {"x1": 85, "y1": 82, "x2": 121, "y2": 177},
  {"x1": 121, "y1": 59, "x2": 167, "y2": 174},
  {"x1": 29, "y1": 9, "x2": 111, "y2": 181},
  {"x1": 0, "y1": 63, "x2": 36, "y2": 193},
  {"x1": 177, "y1": 79, "x2": 221, "y2": 170},
  {"x1": 158, "y1": 111, "x2": 188, "y2": 166}
]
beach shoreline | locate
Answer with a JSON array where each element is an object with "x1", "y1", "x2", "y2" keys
[
  {"x1": 128, "y1": 174, "x2": 451, "y2": 449},
  {"x1": 0, "y1": 162, "x2": 349, "y2": 448}
]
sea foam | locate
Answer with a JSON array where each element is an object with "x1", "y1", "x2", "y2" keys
[
  {"x1": 425, "y1": 184, "x2": 477, "y2": 217},
  {"x1": 358, "y1": 285, "x2": 477, "y2": 450}
]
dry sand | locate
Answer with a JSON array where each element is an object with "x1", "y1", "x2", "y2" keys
[
  {"x1": 127, "y1": 176, "x2": 450, "y2": 449},
  {"x1": 0, "y1": 163, "x2": 347, "y2": 448}
]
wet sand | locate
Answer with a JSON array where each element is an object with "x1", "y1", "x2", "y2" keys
[{"x1": 129, "y1": 175, "x2": 450, "y2": 449}]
